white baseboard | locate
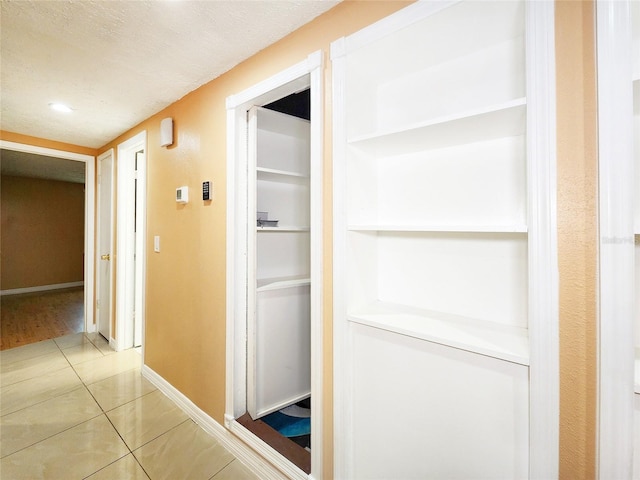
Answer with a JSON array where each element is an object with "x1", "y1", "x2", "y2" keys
[
  {"x1": 141, "y1": 365, "x2": 288, "y2": 480},
  {"x1": 0, "y1": 281, "x2": 84, "y2": 296}
]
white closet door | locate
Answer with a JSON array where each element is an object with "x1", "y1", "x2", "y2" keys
[{"x1": 247, "y1": 106, "x2": 311, "y2": 420}]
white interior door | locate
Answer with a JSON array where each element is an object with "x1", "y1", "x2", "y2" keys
[
  {"x1": 247, "y1": 106, "x2": 311, "y2": 420},
  {"x1": 116, "y1": 132, "x2": 146, "y2": 352},
  {"x1": 133, "y1": 150, "x2": 144, "y2": 348},
  {"x1": 97, "y1": 150, "x2": 113, "y2": 340}
]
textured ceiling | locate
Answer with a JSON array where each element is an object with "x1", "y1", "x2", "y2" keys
[{"x1": 0, "y1": 0, "x2": 340, "y2": 149}]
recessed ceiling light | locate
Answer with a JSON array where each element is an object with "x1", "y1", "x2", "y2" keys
[{"x1": 49, "y1": 102, "x2": 73, "y2": 113}]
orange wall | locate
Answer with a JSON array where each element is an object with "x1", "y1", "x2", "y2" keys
[
  {"x1": 1, "y1": 175, "x2": 85, "y2": 290},
  {"x1": 556, "y1": 2, "x2": 598, "y2": 478},
  {"x1": 0, "y1": 130, "x2": 97, "y2": 157}
]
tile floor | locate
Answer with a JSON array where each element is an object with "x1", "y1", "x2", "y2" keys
[{"x1": 0, "y1": 332, "x2": 259, "y2": 479}]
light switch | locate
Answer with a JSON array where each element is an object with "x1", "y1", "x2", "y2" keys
[{"x1": 154, "y1": 236, "x2": 160, "y2": 253}]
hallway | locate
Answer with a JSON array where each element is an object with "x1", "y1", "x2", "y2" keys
[{"x1": 0, "y1": 333, "x2": 258, "y2": 479}]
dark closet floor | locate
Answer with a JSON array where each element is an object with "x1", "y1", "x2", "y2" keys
[{"x1": 237, "y1": 412, "x2": 311, "y2": 474}]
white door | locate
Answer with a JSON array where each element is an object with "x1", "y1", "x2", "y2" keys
[
  {"x1": 133, "y1": 150, "x2": 144, "y2": 347},
  {"x1": 97, "y1": 150, "x2": 113, "y2": 340},
  {"x1": 116, "y1": 131, "x2": 146, "y2": 352},
  {"x1": 247, "y1": 106, "x2": 312, "y2": 420}
]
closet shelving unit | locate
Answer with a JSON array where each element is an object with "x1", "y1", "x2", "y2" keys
[
  {"x1": 342, "y1": 0, "x2": 529, "y2": 364},
  {"x1": 253, "y1": 107, "x2": 311, "y2": 291},
  {"x1": 248, "y1": 106, "x2": 311, "y2": 420},
  {"x1": 333, "y1": 0, "x2": 556, "y2": 477}
]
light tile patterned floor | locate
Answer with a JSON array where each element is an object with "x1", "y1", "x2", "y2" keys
[{"x1": 0, "y1": 333, "x2": 259, "y2": 480}]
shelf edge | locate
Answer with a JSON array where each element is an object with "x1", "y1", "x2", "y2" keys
[
  {"x1": 256, "y1": 226, "x2": 310, "y2": 232},
  {"x1": 347, "y1": 97, "x2": 527, "y2": 145},
  {"x1": 347, "y1": 224, "x2": 528, "y2": 233},
  {"x1": 348, "y1": 314, "x2": 530, "y2": 366},
  {"x1": 257, "y1": 277, "x2": 311, "y2": 292},
  {"x1": 257, "y1": 167, "x2": 310, "y2": 179}
]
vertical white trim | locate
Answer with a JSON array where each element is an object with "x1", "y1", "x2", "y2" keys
[
  {"x1": 116, "y1": 131, "x2": 146, "y2": 352},
  {"x1": 134, "y1": 149, "x2": 147, "y2": 349},
  {"x1": 225, "y1": 51, "x2": 323, "y2": 479},
  {"x1": 226, "y1": 105, "x2": 250, "y2": 421},
  {"x1": 0, "y1": 140, "x2": 95, "y2": 332},
  {"x1": 526, "y1": 2, "x2": 559, "y2": 478},
  {"x1": 329, "y1": 37, "x2": 352, "y2": 479},
  {"x1": 596, "y1": 1, "x2": 636, "y2": 477},
  {"x1": 307, "y1": 49, "x2": 324, "y2": 480},
  {"x1": 96, "y1": 149, "x2": 114, "y2": 341},
  {"x1": 246, "y1": 106, "x2": 259, "y2": 419}
]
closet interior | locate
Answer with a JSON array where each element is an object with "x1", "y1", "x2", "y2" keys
[{"x1": 238, "y1": 89, "x2": 312, "y2": 474}]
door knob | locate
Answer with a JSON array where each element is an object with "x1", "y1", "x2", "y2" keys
[{"x1": 101, "y1": 254, "x2": 110, "y2": 261}]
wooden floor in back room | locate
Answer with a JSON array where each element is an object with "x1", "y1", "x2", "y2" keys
[{"x1": 0, "y1": 287, "x2": 84, "y2": 350}]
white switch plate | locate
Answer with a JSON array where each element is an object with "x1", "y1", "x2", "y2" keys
[{"x1": 154, "y1": 236, "x2": 160, "y2": 253}]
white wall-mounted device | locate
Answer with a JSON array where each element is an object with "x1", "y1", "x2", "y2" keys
[
  {"x1": 160, "y1": 117, "x2": 173, "y2": 147},
  {"x1": 176, "y1": 186, "x2": 189, "y2": 203}
]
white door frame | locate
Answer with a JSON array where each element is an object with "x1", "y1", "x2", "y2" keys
[
  {"x1": 96, "y1": 149, "x2": 115, "y2": 341},
  {"x1": 225, "y1": 51, "x2": 323, "y2": 480},
  {"x1": 596, "y1": 1, "x2": 636, "y2": 477},
  {"x1": 0, "y1": 140, "x2": 95, "y2": 331},
  {"x1": 116, "y1": 131, "x2": 147, "y2": 352}
]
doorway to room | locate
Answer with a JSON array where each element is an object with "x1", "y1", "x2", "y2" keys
[
  {"x1": 225, "y1": 52, "x2": 323, "y2": 480},
  {"x1": 0, "y1": 140, "x2": 95, "y2": 341}
]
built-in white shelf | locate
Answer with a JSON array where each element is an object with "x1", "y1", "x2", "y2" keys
[
  {"x1": 348, "y1": 301, "x2": 529, "y2": 366},
  {"x1": 348, "y1": 98, "x2": 526, "y2": 156},
  {"x1": 257, "y1": 275, "x2": 311, "y2": 292},
  {"x1": 348, "y1": 224, "x2": 528, "y2": 233},
  {"x1": 331, "y1": 0, "x2": 560, "y2": 476},
  {"x1": 257, "y1": 226, "x2": 310, "y2": 232},
  {"x1": 257, "y1": 167, "x2": 309, "y2": 180},
  {"x1": 249, "y1": 105, "x2": 312, "y2": 422}
]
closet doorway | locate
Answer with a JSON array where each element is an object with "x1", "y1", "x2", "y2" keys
[{"x1": 225, "y1": 52, "x2": 323, "y2": 480}]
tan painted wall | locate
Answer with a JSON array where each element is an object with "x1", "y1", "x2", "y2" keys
[
  {"x1": 1, "y1": 175, "x2": 85, "y2": 290},
  {"x1": 0, "y1": 130, "x2": 97, "y2": 157},
  {"x1": 556, "y1": 2, "x2": 598, "y2": 478}
]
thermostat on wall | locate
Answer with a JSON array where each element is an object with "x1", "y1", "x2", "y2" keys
[{"x1": 176, "y1": 186, "x2": 189, "y2": 204}]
